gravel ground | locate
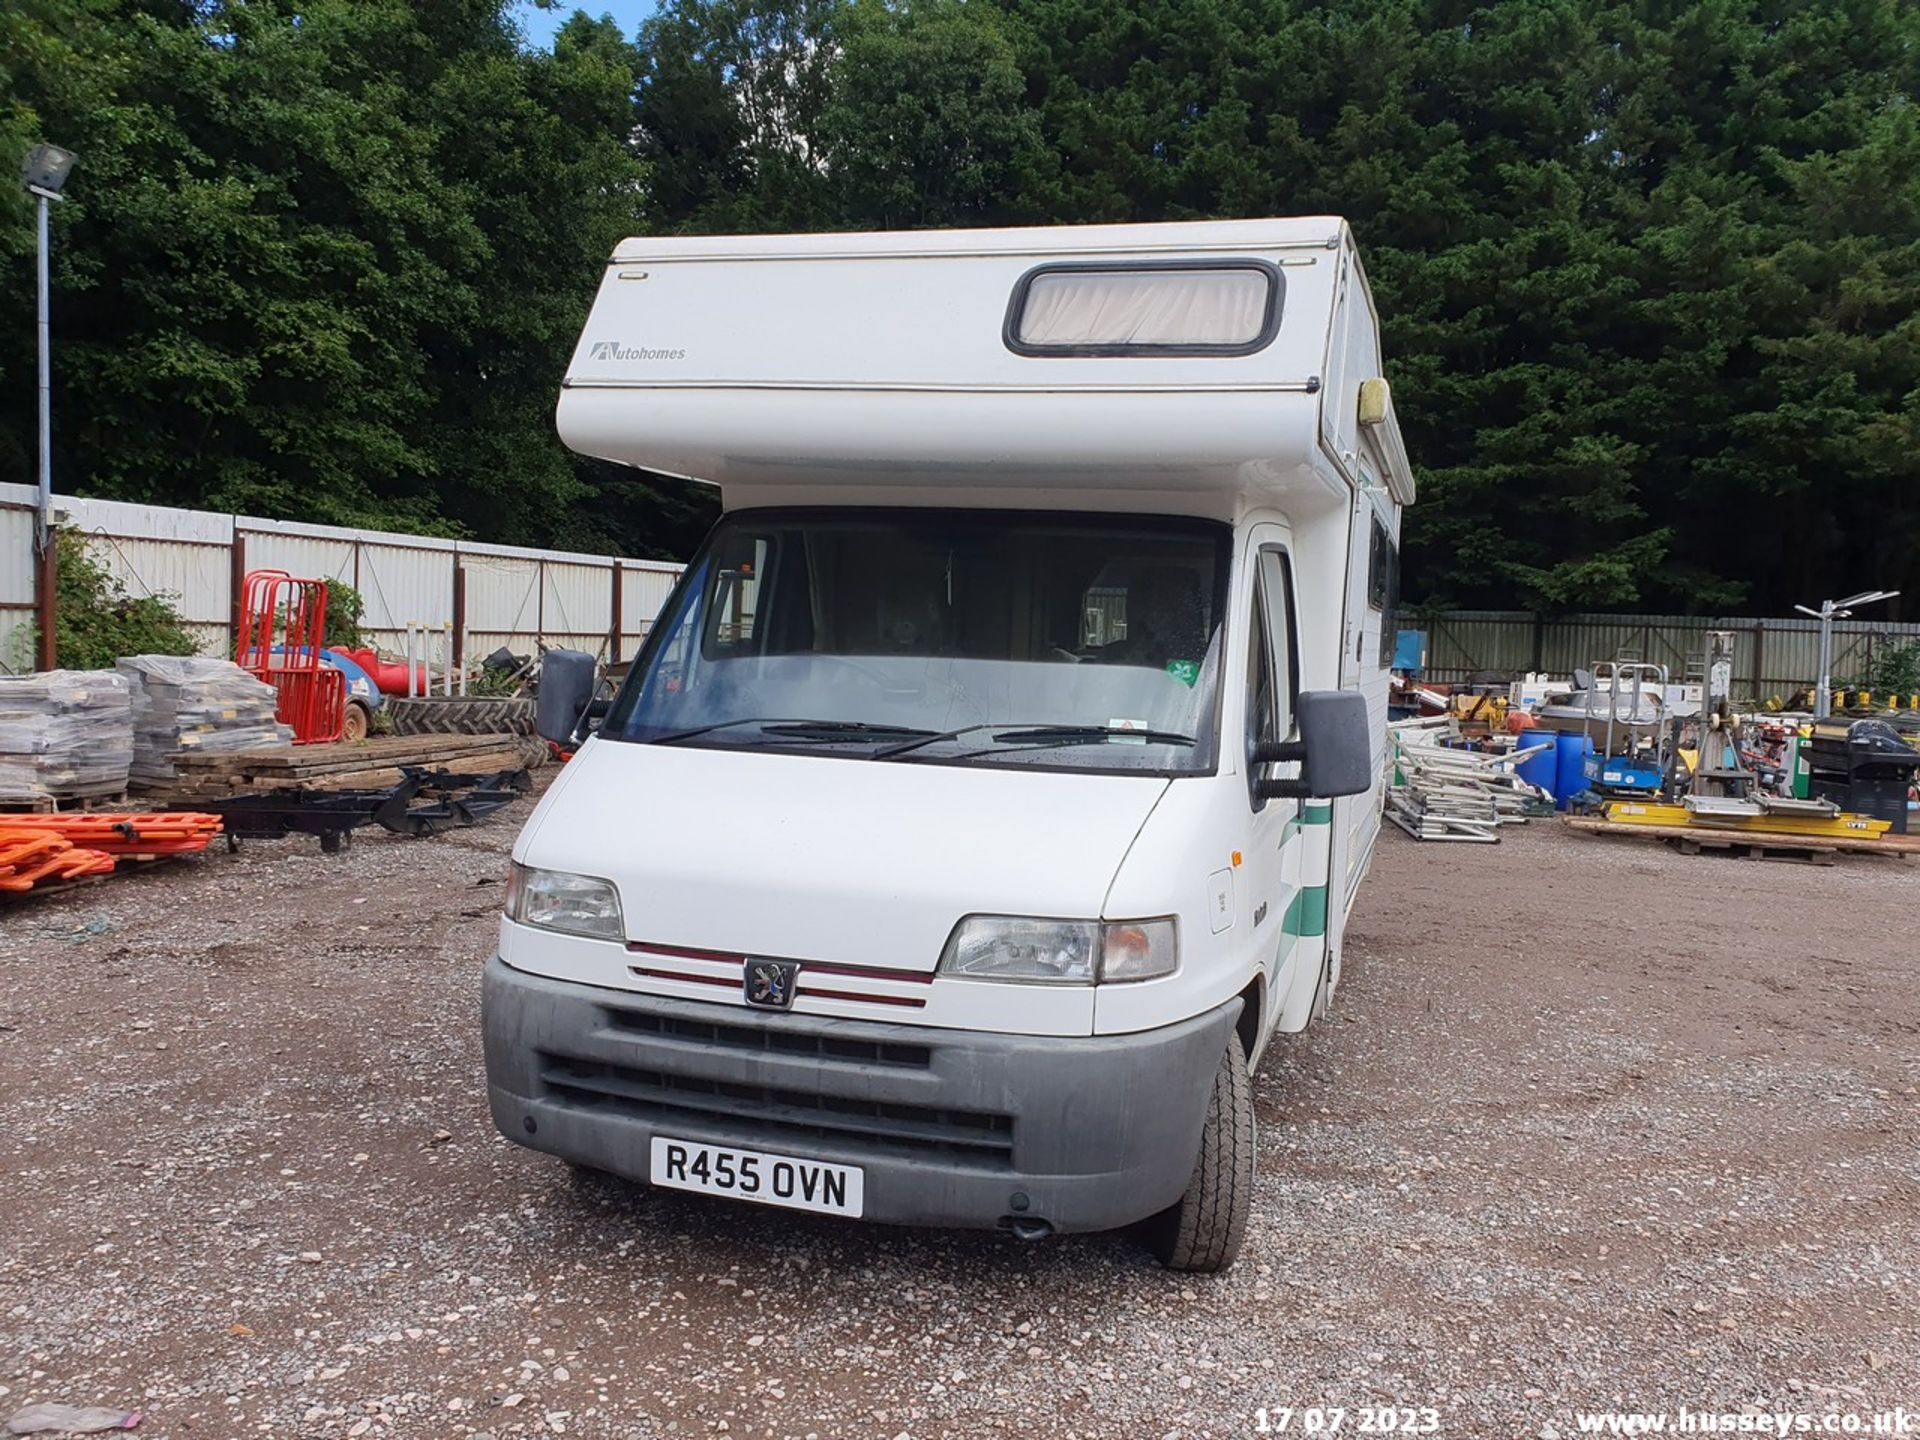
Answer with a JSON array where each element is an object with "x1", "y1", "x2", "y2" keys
[{"x1": 2, "y1": 797, "x2": 1916, "y2": 1439}]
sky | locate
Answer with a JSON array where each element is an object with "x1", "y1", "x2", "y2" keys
[{"x1": 513, "y1": 0, "x2": 659, "y2": 48}]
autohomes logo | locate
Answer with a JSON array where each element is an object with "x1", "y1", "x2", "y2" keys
[{"x1": 589, "y1": 339, "x2": 686, "y2": 361}]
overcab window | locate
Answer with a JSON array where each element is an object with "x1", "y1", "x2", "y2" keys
[{"x1": 1004, "y1": 261, "x2": 1283, "y2": 357}]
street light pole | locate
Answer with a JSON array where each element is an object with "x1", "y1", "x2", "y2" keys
[
  {"x1": 1796, "y1": 589, "x2": 1901, "y2": 719},
  {"x1": 21, "y1": 142, "x2": 74, "y2": 673},
  {"x1": 35, "y1": 184, "x2": 51, "y2": 558},
  {"x1": 1815, "y1": 601, "x2": 1835, "y2": 720}
]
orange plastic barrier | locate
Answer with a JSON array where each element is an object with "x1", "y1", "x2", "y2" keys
[
  {"x1": 20, "y1": 812, "x2": 224, "y2": 857},
  {"x1": 0, "y1": 828, "x2": 118, "y2": 893}
]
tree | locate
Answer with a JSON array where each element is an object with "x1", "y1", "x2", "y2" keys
[
  {"x1": 634, "y1": 0, "x2": 842, "y2": 233},
  {"x1": 821, "y1": 0, "x2": 1049, "y2": 229},
  {"x1": 7, "y1": 0, "x2": 1918, "y2": 606},
  {"x1": 0, "y1": 0, "x2": 662, "y2": 551}
]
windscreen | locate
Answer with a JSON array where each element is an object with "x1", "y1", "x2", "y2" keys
[{"x1": 604, "y1": 511, "x2": 1230, "y2": 774}]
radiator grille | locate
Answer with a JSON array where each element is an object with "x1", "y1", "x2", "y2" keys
[
  {"x1": 538, "y1": 1055, "x2": 1014, "y2": 1165},
  {"x1": 602, "y1": 1007, "x2": 932, "y2": 1069}
]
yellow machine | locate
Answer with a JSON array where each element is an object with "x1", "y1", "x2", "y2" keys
[{"x1": 1598, "y1": 799, "x2": 1890, "y2": 840}]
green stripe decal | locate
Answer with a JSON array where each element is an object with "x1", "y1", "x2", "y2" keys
[
  {"x1": 1303, "y1": 802, "x2": 1333, "y2": 825},
  {"x1": 1283, "y1": 885, "x2": 1328, "y2": 937}
]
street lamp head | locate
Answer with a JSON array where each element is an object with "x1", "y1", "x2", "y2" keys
[
  {"x1": 1836, "y1": 589, "x2": 1899, "y2": 609},
  {"x1": 22, "y1": 143, "x2": 76, "y2": 196}
]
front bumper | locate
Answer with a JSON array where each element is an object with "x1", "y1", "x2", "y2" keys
[{"x1": 482, "y1": 956, "x2": 1239, "y2": 1234}]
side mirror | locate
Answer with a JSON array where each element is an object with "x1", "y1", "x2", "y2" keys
[
  {"x1": 1253, "y1": 690, "x2": 1374, "y2": 800},
  {"x1": 536, "y1": 649, "x2": 599, "y2": 747}
]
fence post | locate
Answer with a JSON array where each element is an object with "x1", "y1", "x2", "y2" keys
[
  {"x1": 1530, "y1": 613, "x2": 1544, "y2": 673},
  {"x1": 1751, "y1": 619, "x2": 1765, "y2": 698},
  {"x1": 228, "y1": 531, "x2": 248, "y2": 659},
  {"x1": 608, "y1": 562, "x2": 623, "y2": 664},
  {"x1": 34, "y1": 535, "x2": 57, "y2": 671},
  {"x1": 451, "y1": 562, "x2": 466, "y2": 669}
]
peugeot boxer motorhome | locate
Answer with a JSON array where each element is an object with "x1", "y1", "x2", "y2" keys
[{"x1": 484, "y1": 218, "x2": 1414, "y2": 1271}]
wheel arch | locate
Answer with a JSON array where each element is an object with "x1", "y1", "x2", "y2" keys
[{"x1": 1234, "y1": 974, "x2": 1266, "y2": 1070}]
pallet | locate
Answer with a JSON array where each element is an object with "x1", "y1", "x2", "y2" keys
[
  {"x1": 1562, "y1": 814, "x2": 1919, "y2": 861},
  {"x1": 0, "y1": 789, "x2": 132, "y2": 816}
]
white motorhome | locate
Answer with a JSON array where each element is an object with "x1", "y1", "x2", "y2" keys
[{"x1": 485, "y1": 218, "x2": 1413, "y2": 1271}]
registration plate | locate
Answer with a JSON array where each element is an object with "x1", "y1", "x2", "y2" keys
[{"x1": 648, "y1": 1136, "x2": 864, "y2": 1217}]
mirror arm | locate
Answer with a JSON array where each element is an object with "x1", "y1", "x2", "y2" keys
[
  {"x1": 1252, "y1": 739, "x2": 1307, "y2": 765},
  {"x1": 1252, "y1": 737, "x2": 1311, "y2": 799},
  {"x1": 1254, "y1": 776, "x2": 1311, "y2": 799}
]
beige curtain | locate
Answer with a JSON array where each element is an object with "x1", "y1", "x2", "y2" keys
[{"x1": 1016, "y1": 268, "x2": 1270, "y2": 347}]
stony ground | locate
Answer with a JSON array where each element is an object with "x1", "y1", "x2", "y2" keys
[{"x1": 1, "y1": 797, "x2": 1915, "y2": 1440}]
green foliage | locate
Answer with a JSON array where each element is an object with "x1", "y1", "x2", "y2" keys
[
  {"x1": 464, "y1": 663, "x2": 527, "y2": 698},
  {"x1": 5, "y1": 0, "x2": 1918, "y2": 608},
  {"x1": 12, "y1": 530, "x2": 202, "y2": 670},
  {"x1": 1849, "y1": 640, "x2": 1920, "y2": 698},
  {"x1": 322, "y1": 579, "x2": 364, "y2": 651},
  {"x1": 0, "y1": 0, "x2": 708, "y2": 553},
  {"x1": 819, "y1": 0, "x2": 1047, "y2": 228}
]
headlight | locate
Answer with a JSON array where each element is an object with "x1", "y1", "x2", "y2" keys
[
  {"x1": 937, "y1": 916, "x2": 1177, "y2": 984},
  {"x1": 506, "y1": 863, "x2": 624, "y2": 941}
]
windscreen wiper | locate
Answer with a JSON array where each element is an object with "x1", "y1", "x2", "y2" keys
[
  {"x1": 647, "y1": 718, "x2": 935, "y2": 746},
  {"x1": 756, "y1": 720, "x2": 936, "y2": 743},
  {"x1": 872, "y1": 722, "x2": 1195, "y2": 760},
  {"x1": 990, "y1": 725, "x2": 1196, "y2": 748}
]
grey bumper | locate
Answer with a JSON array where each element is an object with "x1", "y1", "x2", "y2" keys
[{"x1": 483, "y1": 956, "x2": 1240, "y2": 1234}]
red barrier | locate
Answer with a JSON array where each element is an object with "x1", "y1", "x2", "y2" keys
[{"x1": 236, "y1": 571, "x2": 345, "y2": 744}]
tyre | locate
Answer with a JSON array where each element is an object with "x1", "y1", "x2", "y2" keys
[
  {"x1": 384, "y1": 695, "x2": 536, "y2": 737},
  {"x1": 1145, "y1": 1029, "x2": 1256, "y2": 1273},
  {"x1": 341, "y1": 699, "x2": 372, "y2": 744}
]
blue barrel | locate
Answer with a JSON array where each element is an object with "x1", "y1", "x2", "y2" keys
[
  {"x1": 1553, "y1": 732, "x2": 1593, "y2": 810},
  {"x1": 1514, "y1": 731, "x2": 1556, "y2": 797}
]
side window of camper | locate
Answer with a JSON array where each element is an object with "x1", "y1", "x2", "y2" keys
[
  {"x1": 1367, "y1": 517, "x2": 1399, "y2": 667},
  {"x1": 1005, "y1": 261, "x2": 1283, "y2": 357}
]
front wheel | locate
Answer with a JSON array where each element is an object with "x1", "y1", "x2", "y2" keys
[{"x1": 1144, "y1": 1029, "x2": 1255, "y2": 1272}]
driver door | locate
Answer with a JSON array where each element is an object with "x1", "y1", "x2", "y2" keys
[{"x1": 1241, "y1": 535, "x2": 1303, "y2": 1038}]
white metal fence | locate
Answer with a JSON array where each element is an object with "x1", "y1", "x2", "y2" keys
[
  {"x1": 0, "y1": 483, "x2": 685, "y2": 674},
  {"x1": 10, "y1": 486, "x2": 1909, "y2": 699},
  {"x1": 1417, "y1": 610, "x2": 1920, "y2": 697}
]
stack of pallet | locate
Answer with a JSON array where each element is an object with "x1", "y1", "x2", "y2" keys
[
  {"x1": 153, "y1": 732, "x2": 545, "y2": 799},
  {"x1": 0, "y1": 670, "x2": 135, "y2": 806},
  {"x1": 1386, "y1": 717, "x2": 1552, "y2": 843},
  {"x1": 118, "y1": 656, "x2": 293, "y2": 787}
]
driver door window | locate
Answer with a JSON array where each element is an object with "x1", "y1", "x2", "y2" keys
[
  {"x1": 1245, "y1": 547, "x2": 1297, "y2": 807},
  {"x1": 1258, "y1": 548, "x2": 1297, "y2": 740}
]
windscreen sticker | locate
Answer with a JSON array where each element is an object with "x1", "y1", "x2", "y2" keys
[
  {"x1": 1107, "y1": 717, "x2": 1150, "y2": 744},
  {"x1": 1165, "y1": 659, "x2": 1200, "y2": 688}
]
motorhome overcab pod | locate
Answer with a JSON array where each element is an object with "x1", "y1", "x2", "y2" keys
[{"x1": 485, "y1": 218, "x2": 1415, "y2": 1272}]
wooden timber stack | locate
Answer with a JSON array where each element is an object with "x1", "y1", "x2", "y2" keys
[{"x1": 142, "y1": 732, "x2": 547, "y2": 801}]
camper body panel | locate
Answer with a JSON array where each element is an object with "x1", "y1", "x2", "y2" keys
[{"x1": 489, "y1": 219, "x2": 1413, "y2": 1249}]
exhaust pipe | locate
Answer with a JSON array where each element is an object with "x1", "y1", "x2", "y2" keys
[{"x1": 1003, "y1": 1216, "x2": 1054, "y2": 1242}]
